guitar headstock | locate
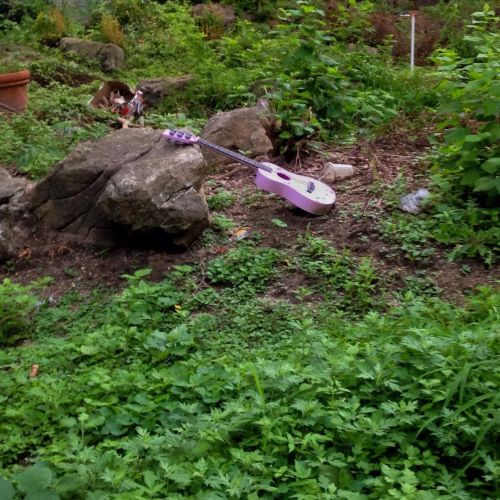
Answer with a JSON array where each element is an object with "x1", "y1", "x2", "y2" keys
[{"x1": 162, "y1": 129, "x2": 199, "y2": 145}]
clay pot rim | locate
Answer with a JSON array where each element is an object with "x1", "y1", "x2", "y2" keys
[{"x1": 0, "y1": 70, "x2": 31, "y2": 87}]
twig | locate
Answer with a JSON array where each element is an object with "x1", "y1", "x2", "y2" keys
[{"x1": 295, "y1": 146, "x2": 302, "y2": 171}]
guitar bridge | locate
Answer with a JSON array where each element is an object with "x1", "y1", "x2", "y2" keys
[{"x1": 307, "y1": 181, "x2": 315, "y2": 193}]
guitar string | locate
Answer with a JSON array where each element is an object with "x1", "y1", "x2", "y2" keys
[
  {"x1": 166, "y1": 132, "x2": 328, "y2": 191},
  {"x1": 196, "y1": 137, "x2": 315, "y2": 188}
]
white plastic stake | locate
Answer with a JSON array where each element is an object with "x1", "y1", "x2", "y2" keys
[
  {"x1": 399, "y1": 12, "x2": 416, "y2": 71},
  {"x1": 410, "y1": 12, "x2": 416, "y2": 71}
]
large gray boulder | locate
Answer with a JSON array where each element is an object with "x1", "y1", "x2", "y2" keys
[
  {"x1": 60, "y1": 37, "x2": 125, "y2": 71},
  {"x1": 0, "y1": 169, "x2": 33, "y2": 262},
  {"x1": 200, "y1": 102, "x2": 274, "y2": 168},
  {"x1": 30, "y1": 129, "x2": 209, "y2": 248}
]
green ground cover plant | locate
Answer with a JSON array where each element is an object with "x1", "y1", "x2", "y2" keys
[
  {"x1": 0, "y1": 265, "x2": 498, "y2": 498},
  {"x1": 0, "y1": 278, "x2": 44, "y2": 346},
  {"x1": 379, "y1": 192, "x2": 500, "y2": 266},
  {"x1": 293, "y1": 233, "x2": 379, "y2": 311}
]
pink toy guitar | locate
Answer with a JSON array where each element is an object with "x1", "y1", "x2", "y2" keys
[{"x1": 163, "y1": 129, "x2": 336, "y2": 215}]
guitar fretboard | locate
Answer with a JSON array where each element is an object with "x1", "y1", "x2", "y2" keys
[{"x1": 197, "y1": 138, "x2": 273, "y2": 173}]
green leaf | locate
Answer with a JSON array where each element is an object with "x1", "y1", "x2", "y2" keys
[
  {"x1": 80, "y1": 344, "x2": 99, "y2": 355},
  {"x1": 444, "y1": 127, "x2": 470, "y2": 144},
  {"x1": 133, "y1": 268, "x2": 152, "y2": 278},
  {"x1": 465, "y1": 134, "x2": 485, "y2": 143},
  {"x1": 271, "y1": 218, "x2": 288, "y2": 228},
  {"x1": 144, "y1": 470, "x2": 158, "y2": 489},
  {"x1": 26, "y1": 491, "x2": 60, "y2": 500},
  {"x1": 474, "y1": 177, "x2": 496, "y2": 192},
  {"x1": 481, "y1": 158, "x2": 500, "y2": 174},
  {"x1": 294, "y1": 460, "x2": 311, "y2": 479},
  {"x1": 0, "y1": 476, "x2": 15, "y2": 500},
  {"x1": 54, "y1": 474, "x2": 82, "y2": 494},
  {"x1": 16, "y1": 464, "x2": 52, "y2": 493}
]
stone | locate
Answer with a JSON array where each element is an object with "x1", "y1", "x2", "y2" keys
[
  {"x1": 200, "y1": 102, "x2": 274, "y2": 168},
  {"x1": 323, "y1": 162, "x2": 354, "y2": 182},
  {"x1": 137, "y1": 75, "x2": 194, "y2": 107},
  {"x1": 0, "y1": 169, "x2": 33, "y2": 262},
  {"x1": 30, "y1": 129, "x2": 209, "y2": 248},
  {"x1": 60, "y1": 37, "x2": 125, "y2": 71}
]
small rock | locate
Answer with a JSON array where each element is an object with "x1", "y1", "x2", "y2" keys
[
  {"x1": 323, "y1": 162, "x2": 354, "y2": 182},
  {"x1": 400, "y1": 188, "x2": 430, "y2": 214}
]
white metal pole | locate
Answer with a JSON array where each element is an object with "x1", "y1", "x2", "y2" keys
[{"x1": 410, "y1": 12, "x2": 416, "y2": 71}]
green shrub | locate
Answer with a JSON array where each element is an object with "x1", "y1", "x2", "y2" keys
[
  {"x1": 429, "y1": 201, "x2": 500, "y2": 266},
  {"x1": 265, "y1": 2, "x2": 434, "y2": 145},
  {"x1": 327, "y1": 0, "x2": 375, "y2": 43},
  {"x1": 295, "y1": 233, "x2": 379, "y2": 311},
  {"x1": 431, "y1": 5, "x2": 500, "y2": 205},
  {"x1": 422, "y1": 0, "x2": 489, "y2": 54},
  {"x1": 0, "y1": 0, "x2": 47, "y2": 22},
  {"x1": 34, "y1": 7, "x2": 67, "y2": 46},
  {"x1": 109, "y1": 0, "x2": 145, "y2": 25},
  {"x1": 100, "y1": 13, "x2": 124, "y2": 46},
  {"x1": 195, "y1": 9, "x2": 225, "y2": 40},
  {"x1": 221, "y1": 0, "x2": 283, "y2": 21}
]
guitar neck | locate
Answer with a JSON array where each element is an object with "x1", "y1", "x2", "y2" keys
[{"x1": 197, "y1": 138, "x2": 272, "y2": 173}]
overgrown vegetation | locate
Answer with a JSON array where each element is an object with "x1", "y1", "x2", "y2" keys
[{"x1": 1, "y1": 1, "x2": 499, "y2": 497}]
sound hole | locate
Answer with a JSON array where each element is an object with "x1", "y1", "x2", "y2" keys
[{"x1": 277, "y1": 172, "x2": 291, "y2": 181}]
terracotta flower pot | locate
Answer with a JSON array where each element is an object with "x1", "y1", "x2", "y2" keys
[{"x1": 0, "y1": 70, "x2": 31, "y2": 112}]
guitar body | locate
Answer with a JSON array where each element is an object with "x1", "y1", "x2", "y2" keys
[
  {"x1": 162, "y1": 129, "x2": 336, "y2": 215},
  {"x1": 255, "y1": 163, "x2": 336, "y2": 215}
]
